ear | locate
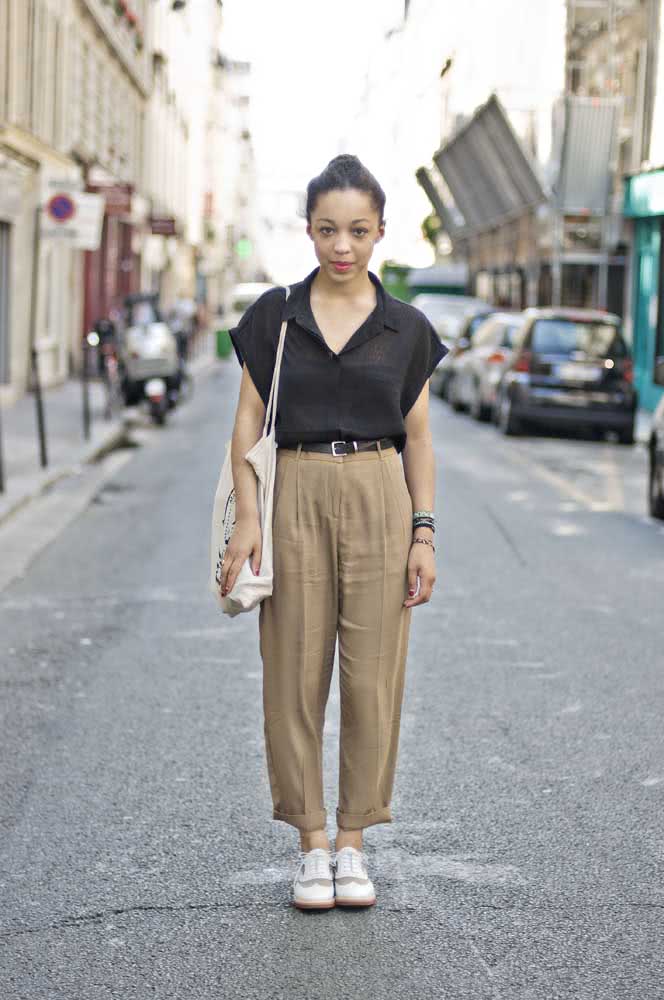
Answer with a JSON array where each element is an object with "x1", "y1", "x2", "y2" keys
[{"x1": 306, "y1": 223, "x2": 313, "y2": 241}]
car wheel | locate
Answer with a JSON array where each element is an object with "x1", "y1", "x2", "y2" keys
[
  {"x1": 449, "y1": 375, "x2": 464, "y2": 412},
  {"x1": 617, "y1": 424, "x2": 635, "y2": 445},
  {"x1": 497, "y1": 389, "x2": 521, "y2": 436},
  {"x1": 649, "y1": 442, "x2": 664, "y2": 519},
  {"x1": 470, "y1": 382, "x2": 490, "y2": 422}
]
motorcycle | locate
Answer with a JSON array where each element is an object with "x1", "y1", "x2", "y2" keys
[{"x1": 118, "y1": 293, "x2": 182, "y2": 425}]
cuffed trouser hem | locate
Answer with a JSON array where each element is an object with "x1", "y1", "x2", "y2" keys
[
  {"x1": 272, "y1": 808, "x2": 327, "y2": 832},
  {"x1": 336, "y1": 806, "x2": 393, "y2": 831}
]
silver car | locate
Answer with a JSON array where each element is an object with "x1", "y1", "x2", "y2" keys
[{"x1": 447, "y1": 312, "x2": 523, "y2": 421}]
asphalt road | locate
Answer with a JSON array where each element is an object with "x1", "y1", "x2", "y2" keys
[{"x1": 1, "y1": 360, "x2": 663, "y2": 999}]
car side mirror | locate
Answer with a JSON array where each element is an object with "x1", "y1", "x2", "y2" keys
[{"x1": 655, "y1": 356, "x2": 664, "y2": 387}]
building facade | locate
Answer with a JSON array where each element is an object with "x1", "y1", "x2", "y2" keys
[{"x1": 0, "y1": 0, "x2": 226, "y2": 405}]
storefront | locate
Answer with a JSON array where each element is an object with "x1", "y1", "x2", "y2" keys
[
  {"x1": 83, "y1": 182, "x2": 140, "y2": 337},
  {"x1": 623, "y1": 169, "x2": 664, "y2": 413}
]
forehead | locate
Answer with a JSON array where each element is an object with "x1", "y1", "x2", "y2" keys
[{"x1": 311, "y1": 188, "x2": 379, "y2": 221}]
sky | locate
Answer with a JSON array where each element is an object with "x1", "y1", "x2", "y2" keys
[{"x1": 220, "y1": 0, "x2": 406, "y2": 192}]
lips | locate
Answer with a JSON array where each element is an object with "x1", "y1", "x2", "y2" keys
[{"x1": 332, "y1": 261, "x2": 352, "y2": 271}]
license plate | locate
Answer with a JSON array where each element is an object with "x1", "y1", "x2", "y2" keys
[{"x1": 558, "y1": 363, "x2": 602, "y2": 382}]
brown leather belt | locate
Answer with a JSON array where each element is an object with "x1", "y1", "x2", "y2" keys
[{"x1": 285, "y1": 437, "x2": 396, "y2": 456}]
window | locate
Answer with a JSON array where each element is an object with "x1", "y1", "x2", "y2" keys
[
  {"x1": 501, "y1": 323, "x2": 523, "y2": 348},
  {"x1": 531, "y1": 319, "x2": 627, "y2": 358},
  {"x1": 472, "y1": 319, "x2": 499, "y2": 347}
]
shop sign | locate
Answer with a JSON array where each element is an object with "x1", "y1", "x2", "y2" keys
[
  {"x1": 623, "y1": 169, "x2": 664, "y2": 218},
  {"x1": 150, "y1": 215, "x2": 177, "y2": 236},
  {"x1": 88, "y1": 182, "x2": 134, "y2": 216}
]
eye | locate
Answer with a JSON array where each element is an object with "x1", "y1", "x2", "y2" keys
[
  {"x1": 319, "y1": 227, "x2": 334, "y2": 235},
  {"x1": 353, "y1": 229, "x2": 368, "y2": 237}
]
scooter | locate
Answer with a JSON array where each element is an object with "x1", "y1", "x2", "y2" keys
[
  {"x1": 118, "y1": 293, "x2": 181, "y2": 425},
  {"x1": 144, "y1": 377, "x2": 169, "y2": 425}
]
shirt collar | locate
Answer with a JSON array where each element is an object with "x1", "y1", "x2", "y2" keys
[{"x1": 281, "y1": 266, "x2": 401, "y2": 349}]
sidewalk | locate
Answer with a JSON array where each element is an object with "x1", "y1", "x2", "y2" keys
[{"x1": 0, "y1": 330, "x2": 218, "y2": 527}]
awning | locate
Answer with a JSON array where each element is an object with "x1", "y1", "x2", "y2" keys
[
  {"x1": 432, "y1": 93, "x2": 546, "y2": 234},
  {"x1": 415, "y1": 166, "x2": 465, "y2": 235},
  {"x1": 553, "y1": 96, "x2": 620, "y2": 214}
]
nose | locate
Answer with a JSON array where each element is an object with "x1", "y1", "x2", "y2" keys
[{"x1": 333, "y1": 237, "x2": 351, "y2": 255}]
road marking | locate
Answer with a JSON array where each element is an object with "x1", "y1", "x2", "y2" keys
[
  {"x1": 505, "y1": 444, "x2": 616, "y2": 511},
  {"x1": 549, "y1": 520, "x2": 586, "y2": 536}
]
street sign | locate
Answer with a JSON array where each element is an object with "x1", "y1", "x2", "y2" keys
[{"x1": 40, "y1": 190, "x2": 105, "y2": 250}]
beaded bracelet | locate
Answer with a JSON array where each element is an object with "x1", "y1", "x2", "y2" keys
[{"x1": 413, "y1": 508, "x2": 435, "y2": 533}]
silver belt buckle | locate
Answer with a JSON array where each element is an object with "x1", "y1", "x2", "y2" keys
[{"x1": 331, "y1": 440, "x2": 347, "y2": 456}]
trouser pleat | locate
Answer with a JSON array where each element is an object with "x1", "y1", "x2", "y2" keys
[{"x1": 259, "y1": 444, "x2": 412, "y2": 833}]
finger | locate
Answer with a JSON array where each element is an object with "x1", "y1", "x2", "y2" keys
[
  {"x1": 407, "y1": 567, "x2": 418, "y2": 598},
  {"x1": 251, "y1": 545, "x2": 262, "y2": 576},
  {"x1": 221, "y1": 555, "x2": 240, "y2": 594}
]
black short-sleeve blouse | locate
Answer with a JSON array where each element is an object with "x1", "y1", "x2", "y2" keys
[{"x1": 228, "y1": 266, "x2": 448, "y2": 454}]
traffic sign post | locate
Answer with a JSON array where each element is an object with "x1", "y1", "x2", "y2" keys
[
  {"x1": 29, "y1": 206, "x2": 48, "y2": 469},
  {"x1": 39, "y1": 183, "x2": 105, "y2": 447},
  {"x1": 40, "y1": 188, "x2": 104, "y2": 249}
]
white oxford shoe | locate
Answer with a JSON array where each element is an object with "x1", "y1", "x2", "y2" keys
[
  {"x1": 333, "y1": 846, "x2": 377, "y2": 907},
  {"x1": 292, "y1": 847, "x2": 336, "y2": 910}
]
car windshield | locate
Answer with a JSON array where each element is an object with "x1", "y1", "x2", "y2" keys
[
  {"x1": 129, "y1": 301, "x2": 159, "y2": 325},
  {"x1": 531, "y1": 319, "x2": 627, "y2": 357},
  {"x1": 502, "y1": 322, "x2": 523, "y2": 347},
  {"x1": 468, "y1": 313, "x2": 493, "y2": 336}
]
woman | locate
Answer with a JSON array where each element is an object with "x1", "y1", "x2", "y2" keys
[{"x1": 220, "y1": 154, "x2": 448, "y2": 910}]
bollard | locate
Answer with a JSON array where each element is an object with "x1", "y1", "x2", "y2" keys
[{"x1": 216, "y1": 328, "x2": 232, "y2": 359}]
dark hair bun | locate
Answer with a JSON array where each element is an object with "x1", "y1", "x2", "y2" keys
[{"x1": 305, "y1": 155, "x2": 386, "y2": 224}]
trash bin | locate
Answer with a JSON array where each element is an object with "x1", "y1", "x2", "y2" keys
[{"x1": 216, "y1": 328, "x2": 233, "y2": 359}]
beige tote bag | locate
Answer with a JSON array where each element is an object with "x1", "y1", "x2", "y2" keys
[{"x1": 209, "y1": 286, "x2": 290, "y2": 616}]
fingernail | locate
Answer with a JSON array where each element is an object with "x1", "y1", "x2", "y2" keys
[{"x1": 409, "y1": 589, "x2": 415, "y2": 595}]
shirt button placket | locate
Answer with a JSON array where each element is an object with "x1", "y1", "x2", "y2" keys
[{"x1": 332, "y1": 350, "x2": 342, "y2": 440}]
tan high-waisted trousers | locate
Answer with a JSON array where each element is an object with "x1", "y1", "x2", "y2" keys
[{"x1": 258, "y1": 441, "x2": 413, "y2": 833}]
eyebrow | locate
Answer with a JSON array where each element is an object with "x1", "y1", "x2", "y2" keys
[{"x1": 316, "y1": 218, "x2": 371, "y2": 224}]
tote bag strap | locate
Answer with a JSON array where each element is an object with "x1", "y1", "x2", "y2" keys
[{"x1": 262, "y1": 285, "x2": 291, "y2": 437}]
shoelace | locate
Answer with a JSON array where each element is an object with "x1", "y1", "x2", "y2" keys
[
  {"x1": 296, "y1": 849, "x2": 333, "y2": 881},
  {"x1": 332, "y1": 848, "x2": 369, "y2": 878}
]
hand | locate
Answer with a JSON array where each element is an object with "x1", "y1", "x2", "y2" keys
[
  {"x1": 403, "y1": 540, "x2": 436, "y2": 607},
  {"x1": 219, "y1": 515, "x2": 262, "y2": 597}
]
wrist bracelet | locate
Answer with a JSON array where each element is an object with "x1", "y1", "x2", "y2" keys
[{"x1": 411, "y1": 537, "x2": 435, "y2": 553}]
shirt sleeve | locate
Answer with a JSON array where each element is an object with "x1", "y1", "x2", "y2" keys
[
  {"x1": 400, "y1": 316, "x2": 449, "y2": 417},
  {"x1": 228, "y1": 288, "x2": 284, "y2": 408}
]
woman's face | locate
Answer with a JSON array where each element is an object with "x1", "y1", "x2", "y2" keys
[{"x1": 306, "y1": 188, "x2": 384, "y2": 281}]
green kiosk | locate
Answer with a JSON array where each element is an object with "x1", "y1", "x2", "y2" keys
[{"x1": 623, "y1": 168, "x2": 664, "y2": 412}]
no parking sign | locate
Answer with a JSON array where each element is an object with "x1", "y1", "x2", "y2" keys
[{"x1": 40, "y1": 184, "x2": 104, "y2": 250}]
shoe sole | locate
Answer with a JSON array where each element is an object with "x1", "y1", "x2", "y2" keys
[
  {"x1": 334, "y1": 896, "x2": 376, "y2": 907},
  {"x1": 292, "y1": 898, "x2": 336, "y2": 910}
]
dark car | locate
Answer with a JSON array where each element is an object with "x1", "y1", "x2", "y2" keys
[
  {"x1": 437, "y1": 306, "x2": 498, "y2": 401},
  {"x1": 648, "y1": 357, "x2": 664, "y2": 519},
  {"x1": 493, "y1": 307, "x2": 637, "y2": 443},
  {"x1": 447, "y1": 311, "x2": 523, "y2": 420}
]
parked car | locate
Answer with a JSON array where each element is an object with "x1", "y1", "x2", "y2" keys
[
  {"x1": 648, "y1": 357, "x2": 664, "y2": 519},
  {"x1": 492, "y1": 307, "x2": 636, "y2": 442},
  {"x1": 410, "y1": 293, "x2": 492, "y2": 347},
  {"x1": 446, "y1": 312, "x2": 522, "y2": 419},
  {"x1": 410, "y1": 295, "x2": 494, "y2": 398},
  {"x1": 435, "y1": 306, "x2": 498, "y2": 400},
  {"x1": 223, "y1": 282, "x2": 276, "y2": 330}
]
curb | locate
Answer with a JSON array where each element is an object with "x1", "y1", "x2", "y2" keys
[
  {"x1": 0, "y1": 420, "x2": 131, "y2": 529},
  {"x1": 0, "y1": 354, "x2": 220, "y2": 531}
]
